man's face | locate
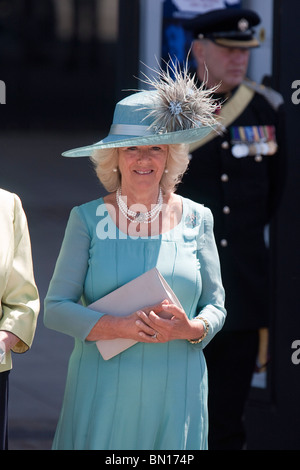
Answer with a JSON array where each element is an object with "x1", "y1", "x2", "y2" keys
[{"x1": 193, "y1": 40, "x2": 250, "y2": 93}]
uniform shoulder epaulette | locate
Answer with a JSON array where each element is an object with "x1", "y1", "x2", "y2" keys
[{"x1": 243, "y1": 79, "x2": 284, "y2": 110}]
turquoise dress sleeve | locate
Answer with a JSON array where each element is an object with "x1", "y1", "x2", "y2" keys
[
  {"x1": 195, "y1": 206, "x2": 226, "y2": 348},
  {"x1": 44, "y1": 206, "x2": 104, "y2": 340}
]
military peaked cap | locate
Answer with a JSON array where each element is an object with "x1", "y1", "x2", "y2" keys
[{"x1": 185, "y1": 8, "x2": 261, "y2": 48}]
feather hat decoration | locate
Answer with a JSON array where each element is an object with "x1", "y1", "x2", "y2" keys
[
  {"x1": 62, "y1": 58, "x2": 219, "y2": 157},
  {"x1": 139, "y1": 58, "x2": 219, "y2": 133}
]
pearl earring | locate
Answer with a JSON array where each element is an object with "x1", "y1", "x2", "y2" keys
[
  {"x1": 113, "y1": 168, "x2": 118, "y2": 173},
  {"x1": 164, "y1": 168, "x2": 169, "y2": 173}
]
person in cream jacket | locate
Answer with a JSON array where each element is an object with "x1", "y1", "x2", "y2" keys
[{"x1": 0, "y1": 188, "x2": 39, "y2": 449}]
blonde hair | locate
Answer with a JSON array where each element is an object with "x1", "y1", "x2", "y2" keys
[{"x1": 90, "y1": 144, "x2": 190, "y2": 194}]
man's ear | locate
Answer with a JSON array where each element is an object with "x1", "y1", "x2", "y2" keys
[{"x1": 192, "y1": 40, "x2": 206, "y2": 65}]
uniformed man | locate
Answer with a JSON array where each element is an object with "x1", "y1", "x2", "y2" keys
[{"x1": 178, "y1": 8, "x2": 286, "y2": 449}]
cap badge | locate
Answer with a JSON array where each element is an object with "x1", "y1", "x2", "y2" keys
[{"x1": 238, "y1": 18, "x2": 249, "y2": 32}]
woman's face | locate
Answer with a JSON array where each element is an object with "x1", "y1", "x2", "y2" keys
[{"x1": 118, "y1": 145, "x2": 168, "y2": 194}]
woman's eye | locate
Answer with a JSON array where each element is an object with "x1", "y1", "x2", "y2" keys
[{"x1": 123, "y1": 146, "x2": 164, "y2": 153}]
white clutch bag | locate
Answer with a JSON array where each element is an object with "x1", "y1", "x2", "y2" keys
[{"x1": 88, "y1": 267, "x2": 182, "y2": 360}]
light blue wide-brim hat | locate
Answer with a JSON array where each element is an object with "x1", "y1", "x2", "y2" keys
[{"x1": 62, "y1": 64, "x2": 218, "y2": 157}]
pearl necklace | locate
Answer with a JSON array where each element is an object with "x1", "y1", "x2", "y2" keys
[{"x1": 116, "y1": 187, "x2": 163, "y2": 224}]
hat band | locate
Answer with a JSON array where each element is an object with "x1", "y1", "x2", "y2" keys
[
  {"x1": 110, "y1": 124, "x2": 153, "y2": 136},
  {"x1": 202, "y1": 29, "x2": 254, "y2": 40}
]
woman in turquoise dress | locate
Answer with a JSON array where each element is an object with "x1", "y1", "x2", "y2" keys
[{"x1": 44, "y1": 64, "x2": 226, "y2": 450}]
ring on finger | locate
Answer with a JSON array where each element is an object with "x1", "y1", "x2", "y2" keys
[{"x1": 151, "y1": 332, "x2": 158, "y2": 339}]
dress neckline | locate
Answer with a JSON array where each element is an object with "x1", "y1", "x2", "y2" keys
[{"x1": 99, "y1": 195, "x2": 185, "y2": 239}]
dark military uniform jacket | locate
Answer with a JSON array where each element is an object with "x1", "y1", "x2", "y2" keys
[{"x1": 178, "y1": 79, "x2": 286, "y2": 331}]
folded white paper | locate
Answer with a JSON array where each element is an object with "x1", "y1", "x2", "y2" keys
[{"x1": 88, "y1": 267, "x2": 182, "y2": 360}]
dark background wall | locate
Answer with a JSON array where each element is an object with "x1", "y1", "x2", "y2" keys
[{"x1": 0, "y1": 0, "x2": 140, "y2": 132}]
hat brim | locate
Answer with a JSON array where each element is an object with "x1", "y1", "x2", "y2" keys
[
  {"x1": 62, "y1": 126, "x2": 215, "y2": 157},
  {"x1": 214, "y1": 37, "x2": 260, "y2": 48}
]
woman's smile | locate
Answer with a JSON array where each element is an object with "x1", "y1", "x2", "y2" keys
[{"x1": 134, "y1": 169, "x2": 154, "y2": 175}]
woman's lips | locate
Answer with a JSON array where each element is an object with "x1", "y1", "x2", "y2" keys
[{"x1": 134, "y1": 169, "x2": 153, "y2": 175}]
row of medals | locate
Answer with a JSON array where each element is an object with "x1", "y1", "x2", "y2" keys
[{"x1": 231, "y1": 140, "x2": 278, "y2": 161}]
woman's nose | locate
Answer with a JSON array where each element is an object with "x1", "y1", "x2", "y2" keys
[{"x1": 137, "y1": 149, "x2": 150, "y2": 161}]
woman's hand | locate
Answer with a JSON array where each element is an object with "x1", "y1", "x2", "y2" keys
[
  {"x1": 86, "y1": 300, "x2": 205, "y2": 343},
  {"x1": 136, "y1": 300, "x2": 205, "y2": 343},
  {"x1": 0, "y1": 331, "x2": 20, "y2": 352},
  {"x1": 86, "y1": 301, "x2": 167, "y2": 342}
]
